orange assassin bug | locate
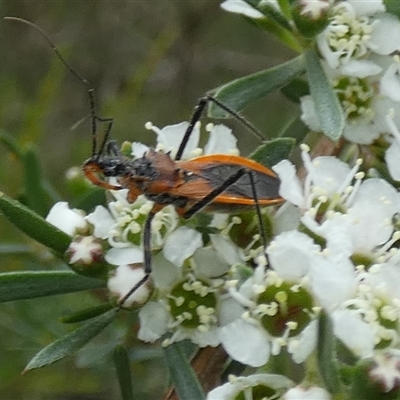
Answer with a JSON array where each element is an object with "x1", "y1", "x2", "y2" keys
[
  {"x1": 83, "y1": 94, "x2": 284, "y2": 305},
  {"x1": 83, "y1": 95, "x2": 284, "y2": 216},
  {"x1": 5, "y1": 17, "x2": 284, "y2": 306}
]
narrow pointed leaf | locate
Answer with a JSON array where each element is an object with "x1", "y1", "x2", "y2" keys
[
  {"x1": 24, "y1": 308, "x2": 118, "y2": 372},
  {"x1": 0, "y1": 129, "x2": 23, "y2": 158},
  {"x1": 60, "y1": 302, "x2": 113, "y2": 324},
  {"x1": 163, "y1": 342, "x2": 205, "y2": 400},
  {"x1": 0, "y1": 271, "x2": 106, "y2": 302},
  {"x1": 317, "y1": 311, "x2": 341, "y2": 394},
  {"x1": 114, "y1": 345, "x2": 134, "y2": 400},
  {"x1": 305, "y1": 49, "x2": 344, "y2": 141},
  {"x1": 249, "y1": 137, "x2": 295, "y2": 168},
  {"x1": 22, "y1": 144, "x2": 50, "y2": 216},
  {"x1": 209, "y1": 55, "x2": 305, "y2": 118},
  {"x1": 243, "y1": 1, "x2": 301, "y2": 50},
  {"x1": 0, "y1": 192, "x2": 71, "y2": 254}
]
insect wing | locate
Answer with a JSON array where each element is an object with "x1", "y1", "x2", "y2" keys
[{"x1": 175, "y1": 155, "x2": 283, "y2": 207}]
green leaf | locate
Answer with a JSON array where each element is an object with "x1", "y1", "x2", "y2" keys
[
  {"x1": 163, "y1": 342, "x2": 205, "y2": 400},
  {"x1": 243, "y1": 1, "x2": 301, "y2": 51},
  {"x1": 0, "y1": 192, "x2": 71, "y2": 254},
  {"x1": 0, "y1": 129, "x2": 23, "y2": 158},
  {"x1": 0, "y1": 271, "x2": 106, "y2": 302},
  {"x1": 22, "y1": 144, "x2": 50, "y2": 217},
  {"x1": 114, "y1": 345, "x2": 134, "y2": 400},
  {"x1": 249, "y1": 137, "x2": 295, "y2": 167},
  {"x1": 60, "y1": 302, "x2": 113, "y2": 324},
  {"x1": 305, "y1": 49, "x2": 344, "y2": 141},
  {"x1": 317, "y1": 311, "x2": 341, "y2": 394},
  {"x1": 24, "y1": 308, "x2": 118, "y2": 372},
  {"x1": 209, "y1": 55, "x2": 305, "y2": 118}
]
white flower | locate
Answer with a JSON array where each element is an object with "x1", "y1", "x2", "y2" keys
[
  {"x1": 46, "y1": 202, "x2": 88, "y2": 236},
  {"x1": 272, "y1": 146, "x2": 400, "y2": 356},
  {"x1": 220, "y1": 238, "x2": 320, "y2": 367},
  {"x1": 273, "y1": 145, "x2": 361, "y2": 209},
  {"x1": 138, "y1": 232, "x2": 242, "y2": 347},
  {"x1": 337, "y1": 263, "x2": 400, "y2": 352},
  {"x1": 86, "y1": 193, "x2": 179, "y2": 266},
  {"x1": 139, "y1": 275, "x2": 223, "y2": 347},
  {"x1": 300, "y1": 74, "x2": 400, "y2": 144},
  {"x1": 317, "y1": 1, "x2": 400, "y2": 76}
]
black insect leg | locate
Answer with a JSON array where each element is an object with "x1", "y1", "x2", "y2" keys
[
  {"x1": 118, "y1": 211, "x2": 156, "y2": 307},
  {"x1": 183, "y1": 169, "x2": 268, "y2": 251},
  {"x1": 175, "y1": 95, "x2": 267, "y2": 161},
  {"x1": 175, "y1": 97, "x2": 208, "y2": 161}
]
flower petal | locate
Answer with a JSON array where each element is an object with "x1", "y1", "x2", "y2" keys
[
  {"x1": 219, "y1": 319, "x2": 270, "y2": 367},
  {"x1": 204, "y1": 124, "x2": 238, "y2": 155},
  {"x1": 220, "y1": 0, "x2": 264, "y2": 19},
  {"x1": 107, "y1": 264, "x2": 150, "y2": 307},
  {"x1": 369, "y1": 14, "x2": 400, "y2": 55},
  {"x1": 273, "y1": 160, "x2": 304, "y2": 207},
  {"x1": 105, "y1": 246, "x2": 143, "y2": 265},
  {"x1": 163, "y1": 226, "x2": 203, "y2": 267},
  {"x1": 86, "y1": 205, "x2": 115, "y2": 239},
  {"x1": 138, "y1": 301, "x2": 170, "y2": 341},
  {"x1": 46, "y1": 202, "x2": 87, "y2": 236}
]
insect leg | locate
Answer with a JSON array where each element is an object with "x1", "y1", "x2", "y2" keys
[
  {"x1": 175, "y1": 97, "x2": 208, "y2": 161},
  {"x1": 175, "y1": 94, "x2": 267, "y2": 161},
  {"x1": 117, "y1": 211, "x2": 156, "y2": 307},
  {"x1": 183, "y1": 168, "x2": 268, "y2": 250}
]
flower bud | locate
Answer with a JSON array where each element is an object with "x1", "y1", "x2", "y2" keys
[{"x1": 291, "y1": 0, "x2": 330, "y2": 38}]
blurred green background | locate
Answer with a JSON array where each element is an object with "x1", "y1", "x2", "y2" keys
[{"x1": 0, "y1": 1, "x2": 296, "y2": 399}]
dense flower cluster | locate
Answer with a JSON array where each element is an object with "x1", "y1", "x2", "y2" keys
[{"x1": 42, "y1": 1, "x2": 400, "y2": 399}]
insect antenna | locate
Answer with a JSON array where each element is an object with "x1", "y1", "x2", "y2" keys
[{"x1": 4, "y1": 16, "x2": 114, "y2": 159}]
